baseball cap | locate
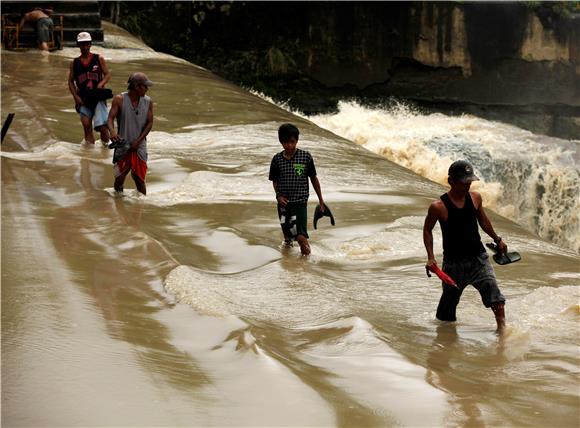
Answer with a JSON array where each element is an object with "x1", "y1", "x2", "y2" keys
[
  {"x1": 77, "y1": 32, "x2": 92, "y2": 43},
  {"x1": 448, "y1": 160, "x2": 479, "y2": 183},
  {"x1": 128, "y1": 72, "x2": 154, "y2": 87}
]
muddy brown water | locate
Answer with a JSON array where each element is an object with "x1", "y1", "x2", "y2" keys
[{"x1": 2, "y1": 23, "x2": 579, "y2": 427}]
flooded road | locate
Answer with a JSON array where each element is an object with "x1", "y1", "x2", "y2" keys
[{"x1": 2, "y1": 23, "x2": 579, "y2": 427}]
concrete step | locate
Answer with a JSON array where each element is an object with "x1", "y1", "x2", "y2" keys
[
  {"x1": 15, "y1": 28, "x2": 104, "y2": 46},
  {"x1": 58, "y1": 13, "x2": 102, "y2": 27}
]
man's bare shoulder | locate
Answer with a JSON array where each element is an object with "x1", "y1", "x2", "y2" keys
[
  {"x1": 25, "y1": 10, "x2": 45, "y2": 21},
  {"x1": 429, "y1": 199, "x2": 445, "y2": 211},
  {"x1": 425, "y1": 198, "x2": 445, "y2": 227},
  {"x1": 427, "y1": 198, "x2": 445, "y2": 217},
  {"x1": 469, "y1": 191, "x2": 483, "y2": 208},
  {"x1": 110, "y1": 94, "x2": 124, "y2": 109}
]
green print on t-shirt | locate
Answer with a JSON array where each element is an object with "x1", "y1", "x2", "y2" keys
[{"x1": 293, "y1": 163, "x2": 305, "y2": 176}]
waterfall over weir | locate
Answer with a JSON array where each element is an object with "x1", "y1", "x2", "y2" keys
[{"x1": 304, "y1": 101, "x2": 580, "y2": 253}]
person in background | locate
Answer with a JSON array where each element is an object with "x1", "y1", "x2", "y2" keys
[
  {"x1": 269, "y1": 123, "x2": 325, "y2": 256},
  {"x1": 68, "y1": 31, "x2": 111, "y2": 144},
  {"x1": 18, "y1": 6, "x2": 54, "y2": 51},
  {"x1": 423, "y1": 160, "x2": 507, "y2": 331},
  {"x1": 107, "y1": 72, "x2": 154, "y2": 195}
]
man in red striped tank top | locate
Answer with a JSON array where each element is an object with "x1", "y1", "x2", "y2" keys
[{"x1": 67, "y1": 32, "x2": 111, "y2": 145}]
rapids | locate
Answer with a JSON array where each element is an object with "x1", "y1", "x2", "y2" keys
[
  {"x1": 305, "y1": 101, "x2": 580, "y2": 253},
  {"x1": 2, "y1": 22, "x2": 579, "y2": 427}
]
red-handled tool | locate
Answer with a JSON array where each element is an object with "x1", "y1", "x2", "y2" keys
[{"x1": 426, "y1": 264, "x2": 458, "y2": 288}]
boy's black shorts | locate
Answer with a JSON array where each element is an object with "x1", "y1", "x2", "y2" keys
[{"x1": 277, "y1": 202, "x2": 309, "y2": 240}]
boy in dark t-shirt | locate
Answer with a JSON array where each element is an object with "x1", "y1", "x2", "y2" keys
[{"x1": 269, "y1": 123, "x2": 325, "y2": 255}]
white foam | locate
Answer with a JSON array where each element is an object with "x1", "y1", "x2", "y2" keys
[
  {"x1": 181, "y1": 124, "x2": 226, "y2": 130},
  {"x1": 448, "y1": 285, "x2": 580, "y2": 344},
  {"x1": 314, "y1": 216, "x2": 439, "y2": 261},
  {"x1": 146, "y1": 170, "x2": 271, "y2": 206},
  {"x1": 509, "y1": 285, "x2": 580, "y2": 340},
  {"x1": 163, "y1": 262, "x2": 350, "y2": 327},
  {"x1": 164, "y1": 265, "x2": 231, "y2": 317},
  {"x1": 304, "y1": 100, "x2": 580, "y2": 252},
  {"x1": 0, "y1": 141, "x2": 110, "y2": 163},
  {"x1": 550, "y1": 272, "x2": 580, "y2": 280}
]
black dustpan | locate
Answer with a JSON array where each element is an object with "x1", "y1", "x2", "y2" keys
[
  {"x1": 485, "y1": 243, "x2": 521, "y2": 265},
  {"x1": 313, "y1": 204, "x2": 335, "y2": 229}
]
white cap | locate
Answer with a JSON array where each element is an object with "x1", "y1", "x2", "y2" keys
[{"x1": 77, "y1": 32, "x2": 92, "y2": 43}]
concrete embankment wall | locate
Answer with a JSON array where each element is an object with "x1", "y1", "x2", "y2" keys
[{"x1": 110, "y1": 2, "x2": 579, "y2": 139}]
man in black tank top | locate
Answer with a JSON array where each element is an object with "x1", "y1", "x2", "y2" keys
[{"x1": 423, "y1": 160, "x2": 508, "y2": 331}]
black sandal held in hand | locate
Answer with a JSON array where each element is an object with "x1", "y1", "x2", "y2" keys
[
  {"x1": 107, "y1": 138, "x2": 130, "y2": 164},
  {"x1": 486, "y1": 242, "x2": 521, "y2": 265},
  {"x1": 313, "y1": 204, "x2": 335, "y2": 230}
]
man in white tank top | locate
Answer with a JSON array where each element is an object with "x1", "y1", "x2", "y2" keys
[{"x1": 107, "y1": 72, "x2": 154, "y2": 195}]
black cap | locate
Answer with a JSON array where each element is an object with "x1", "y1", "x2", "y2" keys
[{"x1": 448, "y1": 160, "x2": 479, "y2": 183}]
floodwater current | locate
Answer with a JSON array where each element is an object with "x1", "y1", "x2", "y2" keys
[
  {"x1": 304, "y1": 101, "x2": 580, "y2": 254},
  {"x1": 2, "y1": 23, "x2": 579, "y2": 427}
]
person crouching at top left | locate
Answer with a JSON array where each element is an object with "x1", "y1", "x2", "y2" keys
[
  {"x1": 18, "y1": 7, "x2": 54, "y2": 51},
  {"x1": 67, "y1": 31, "x2": 111, "y2": 144},
  {"x1": 107, "y1": 72, "x2": 154, "y2": 196}
]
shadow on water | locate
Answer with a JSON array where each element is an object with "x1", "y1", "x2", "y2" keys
[
  {"x1": 426, "y1": 324, "x2": 486, "y2": 427},
  {"x1": 248, "y1": 322, "x2": 398, "y2": 427},
  {"x1": 52, "y1": 157, "x2": 210, "y2": 392}
]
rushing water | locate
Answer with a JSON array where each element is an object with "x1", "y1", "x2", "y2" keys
[
  {"x1": 2, "y1": 23, "x2": 579, "y2": 427},
  {"x1": 304, "y1": 101, "x2": 580, "y2": 254}
]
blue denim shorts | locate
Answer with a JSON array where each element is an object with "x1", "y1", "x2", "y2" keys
[
  {"x1": 36, "y1": 17, "x2": 53, "y2": 43},
  {"x1": 79, "y1": 101, "x2": 108, "y2": 130}
]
